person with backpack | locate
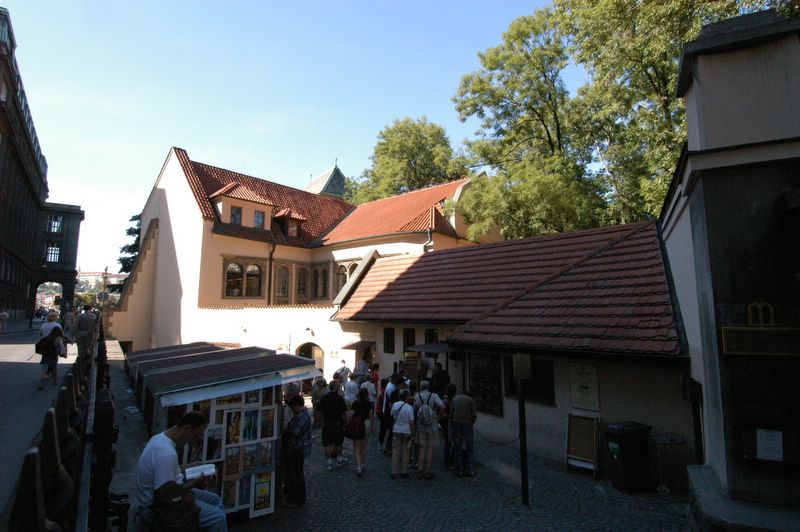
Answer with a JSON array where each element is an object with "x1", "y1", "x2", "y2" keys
[
  {"x1": 413, "y1": 380, "x2": 444, "y2": 480},
  {"x1": 36, "y1": 318, "x2": 66, "y2": 390},
  {"x1": 132, "y1": 411, "x2": 227, "y2": 532}
]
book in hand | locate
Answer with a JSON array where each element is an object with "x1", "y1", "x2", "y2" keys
[{"x1": 184, "y1": 464, "x2": 216, "y2": 481}]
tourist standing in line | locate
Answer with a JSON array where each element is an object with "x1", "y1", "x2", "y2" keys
[
  {"x1": 318, "y1": 380, "x2": 348, "y2": 471},
  {"x1": 450, "y1": 390, "x2": 477, "y2": 477},
  {"x1": 389, "y1": 389, "x2": 415, "y2": 479},
  {"x1": 281, "y1": 395, "x2": 312, "y2": 507},
  {"x1": 348, "y1": 387, "x2": 373, "y2": 476},
  {"x1": 344, "y1": 372, "x2": 359, "y2": 408},
  {"x1": 310, "y1": 377, "x2": 327, "y2": 431},
  {"x1": 413, "y1": 380, "x2": 444, "y2": 480},
  {"x1": 441, "y1": 383, "x2": 457, "y2": 470}
]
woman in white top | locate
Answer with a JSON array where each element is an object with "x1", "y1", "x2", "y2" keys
[
  {"x1": 389, "y1": 389, "x2": 415, "y2": 479},
  {"x1": 38, "y1": 312, "x2": 66, "y2": 390}
]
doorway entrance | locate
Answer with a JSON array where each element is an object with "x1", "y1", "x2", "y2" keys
[{"x1": 296, "y1": 342, "x2": 324, "y2": 393}]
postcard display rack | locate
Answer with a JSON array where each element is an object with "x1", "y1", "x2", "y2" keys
[{"x1": 169, "y1": 387, "x2": 280, "y2": 518}]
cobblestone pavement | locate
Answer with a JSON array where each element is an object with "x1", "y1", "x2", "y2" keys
[{"x1": 230, "y1": 428, "x2": 689, "y2": 531}]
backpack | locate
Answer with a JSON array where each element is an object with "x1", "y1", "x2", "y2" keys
[
  {"x1": 417, "y1": 393, "x2": 437, "y2": 433},
  {"x1": 150, "y1": 481, "x2": 200, "y2": 532}
]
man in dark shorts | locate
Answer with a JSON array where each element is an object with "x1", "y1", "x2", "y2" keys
[{"x1": 318, "y1": 380, "x2": 348, "y2": 471}]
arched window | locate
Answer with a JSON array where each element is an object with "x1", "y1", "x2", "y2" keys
[
  {"x1": 225, "y1": 263, "x2": 243, "y2": 296},
  {"x1": 321, "y1": 268, "x2": 328, "y2": 298},
  {"x1": 276, "y1": 266, "x2": 290, "y2": 298},
  {"x1": 336, "y1": 265, "x2": 347, "y2": 294},
  {"x1": 297, "y1": 268, "x2": 309, "y2": 298},
  {"x1": 245, "y1": 264, "x2": 262, "y2": 297},
  {"x1": 348, "y1": 263, "x2": 358, "y2": 277}
]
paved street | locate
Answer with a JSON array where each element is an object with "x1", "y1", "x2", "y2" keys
[
  {"x1": 106, "y1": 345, "x2": 689, "y2": 532},
  {"x1": 0, "y1": 319, "x2": 79, "y2": 515}
]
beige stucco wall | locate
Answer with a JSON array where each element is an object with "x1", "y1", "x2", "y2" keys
[
  {"x1": 476, "y1": 357, "x2": 694, "y2": 488},
  {"x1": 686, "y1": 36, "x2": 800, "y2": 151}
]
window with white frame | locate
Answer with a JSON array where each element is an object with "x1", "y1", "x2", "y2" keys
[
  {"x1": 45, "y1": 243, "x2": 60, "y2": 263},
  {"x1": 47, "y1": 215, "x2": 63, "y2": 233}
]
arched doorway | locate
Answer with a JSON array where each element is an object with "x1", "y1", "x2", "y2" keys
[
  {"x1": 35, "y1": 281, "x2": 63, "y2": 317},
  {"x1": 296, "y1": 342, "x2": 324, "y2": 393}
]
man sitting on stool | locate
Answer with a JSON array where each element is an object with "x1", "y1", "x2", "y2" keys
[{"x1": 132, "y1": 411, "x2": 227, "y2": 531}]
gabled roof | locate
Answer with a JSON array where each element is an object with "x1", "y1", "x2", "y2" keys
[
  {"x1": 319, "y1": 179, "x2": 468, "y2": 245},
  {"x1": 334, "y1": 221, "x2": 682, "y2": 358},
  {"x1": 449, "y1": 222, "x2": 681, "y2": 357},
  {"x1": 173, "y1": 147, "x2": 353, "y2": 245}
]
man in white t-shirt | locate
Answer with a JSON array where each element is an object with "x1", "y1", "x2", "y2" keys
[
  {"x1": 389, "y1": 389, "x2": 415, "y2": 480},
  {"x1": 343, "y1": 372, "x2": 359, "y2": 408},
  {"x1": 133, "y1": 411, "x2": 227, "y2": 532}
]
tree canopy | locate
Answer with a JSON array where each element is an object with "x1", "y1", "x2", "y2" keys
[
  {"x1": 117, "y1": 214, "x2": 141, "y2": 273},
  {"x1": 453, "y1": 1, "x2": 772, "y2": 238},
  {"x1": 346, "y1": 117, "x2": 468, "y2": 204}
]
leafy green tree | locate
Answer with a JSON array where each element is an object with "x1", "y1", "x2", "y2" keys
[
  {"x1": 117, "y1": 214, "x2": 141, "y2": 273},
  {"x1": 453, "y1": 2, "x2": 776, "y2": 236},
  {"x1": 453, "y1": 8, "x2": 603, "y2": 237},
  {"x1": 346, "y1": 117, "x2": 468, "y2": 204},
  {"x1": 555, "y1": 0, "x2": 770, "y2": 217}
]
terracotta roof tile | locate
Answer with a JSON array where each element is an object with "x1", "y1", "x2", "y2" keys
[
  {"x1": 335, "y1": 222, "x2": 642, "y2": 324},
  {"x1": 449, "y1": 222, "x2": 682, "y2": 356},
  {"x1": 319, "y1": 179, "x2": 468, "y2": 245},
  {"x1": 172, "y1": 147, "x2": 353, "y2": 246},
  {"x1": 209, "y1": 182, "x2": 274, "y2": 205}
]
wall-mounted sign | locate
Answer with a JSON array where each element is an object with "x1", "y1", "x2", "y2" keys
[{"x1": 569, "y1": 363, "x2": 599, "y2": 411}]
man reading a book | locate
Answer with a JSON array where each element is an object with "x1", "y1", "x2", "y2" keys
[{"x1": 132, "y1": 410, "x2": 227, "y2": 531}]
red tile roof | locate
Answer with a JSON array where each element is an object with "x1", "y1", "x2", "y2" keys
[
  {"x1": 318, "y1": 179, "x2": 468, "y2": 245},
  {"x1": 449, "y1": 222, "x2": 681, "y2": 356},
  {"x1": 173, "y1": 147, "x2": 353, "y2": 246},
  {"x1": 209, "y1": 182, "x2": 274, "y2": 205},
  {"x1": 335, "y1": 221, "x2": 682, "y2": 357}
]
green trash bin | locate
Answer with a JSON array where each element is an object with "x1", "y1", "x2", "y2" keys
[{"x1": 605, "y1": 422, "x2": 651, "y2": 493}]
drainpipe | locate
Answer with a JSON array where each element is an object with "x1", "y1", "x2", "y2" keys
[
  {"x1": 423, "y1": 228, "x2": 434, "y2": 252},
  {"x1": 267, "y1": 241, "x2": 275, "y2": 303}
]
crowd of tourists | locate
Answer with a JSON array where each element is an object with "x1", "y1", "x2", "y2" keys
[{"x1": 279, "y1": 356, "x2": 478, "y2": 508}]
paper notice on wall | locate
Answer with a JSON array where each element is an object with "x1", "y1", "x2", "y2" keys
[
  {"x1": 569, "y1": 363, "x2": 599, "y2": 411},
  {"x1": 756, "y1": 428, "x2": 783, "y2": 462}
]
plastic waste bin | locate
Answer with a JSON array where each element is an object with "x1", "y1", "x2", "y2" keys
[{"x1": 604, "y1": 421, "x2": 651, "y2": 493}]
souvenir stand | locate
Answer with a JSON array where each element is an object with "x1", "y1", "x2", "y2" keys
[
  {"x1": 125, "y1": 342, "x2": 219, "y2": 387},
  {"x1": 134, "y1": 346, "x2": 271, "y2": 406},
  {"x1": 140, "y1": 350, "x2": 320, "y2": 518}
]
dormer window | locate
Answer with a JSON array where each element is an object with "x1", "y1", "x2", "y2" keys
[
  {"x1": 287, "y1": 220, "x2": 298, "y2": 237},
  {"x1": 230, "y1": 206, "x2": 242, "y2": 226}
]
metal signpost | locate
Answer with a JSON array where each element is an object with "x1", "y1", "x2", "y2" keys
[{"x1": 513, "y1": 354, "x2": 531, "y2": 506}]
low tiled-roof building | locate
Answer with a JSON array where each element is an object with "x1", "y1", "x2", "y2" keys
[{"x1": 334, "y1": 221, "x2": 692, "y2": 486}]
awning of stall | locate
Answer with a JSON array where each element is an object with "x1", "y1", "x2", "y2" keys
[
  {"x1": 340, "y1": 340, "x2": 376, "y2": 350},
  {"x1": 143, "y1": 350, "x2": 321, "y2": 407}
]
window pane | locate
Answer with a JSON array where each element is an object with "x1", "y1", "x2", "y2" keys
[
  {"x1": 46, "y1": 243, "x2": 60, "y2": 263},
  {"x1": 311, "y1": 270, "x2": 319, "y2": 298},
  {"x1": 403, "y1": 328, "x2": 415, "y2": 352},
  {"x1": 48, "y1": 215, "x2": 63, "y2": 233},
  {"x1": 276, "y1": 267, "x2": 289, "y2": 297},
  {"x1": 470, "y1": 352, "x2": 503, "y2": 416},
  {"x1": 503, "y1": 356, "x2": 555, "y2": 405},
  {"x1": 348, "y1": 263, "x2": 358, "y2": 276},
  {"x1": 245, "y1": 264, "x2": 261, "y2": 297},
  {"x1": 226, "y1": 263, "x2": 243, "y2": 296},
  {"x1": 320, "y1": 269, "x2": 328, "y2": 298},
  {"x1": 424, "y1": 329, "x2": 438, "y2": 344},
  {"x1": 383, "y1": 328, "x2": 395, "y2": 354},
  {"x1": 297, "y1": 268, "x2": 308, "y2": 297},
  {"x1": 336, "y1": 266, "x2": 347, "y2": 293},
  {"x1": 230, "y1": 206, "x2": 242, "y2": 225},
  {"x1": 254, "y1": 211, "x2": 264, "y2": 229}
]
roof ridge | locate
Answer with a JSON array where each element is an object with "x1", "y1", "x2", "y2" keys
[
  {"x1": 358, "y1": 178, "x2": 469, "y2": 206},
  {"x1": 451, "y1": 221, "x2": 654, "y2": 337}
]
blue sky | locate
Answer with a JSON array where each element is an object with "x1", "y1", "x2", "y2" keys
[{"x1": 3, "y1": 1, "x2": 584, "y2": 272}]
